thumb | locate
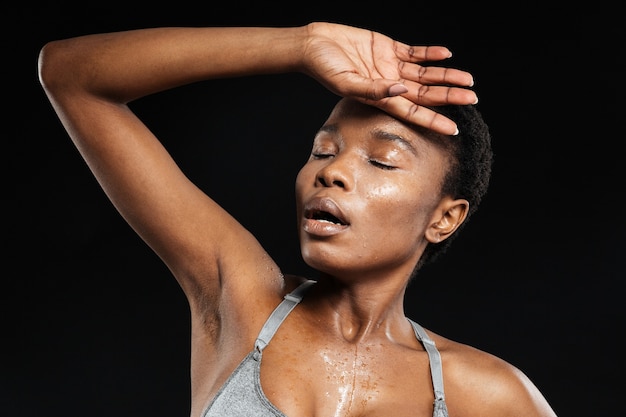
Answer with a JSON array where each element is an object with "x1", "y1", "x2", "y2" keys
[
  {"x1": 358, "y1": 78, "x2": 408, "y2": 101},
  {"x1": 387, "y1": 83, "x2": 409, "y2": 97}
]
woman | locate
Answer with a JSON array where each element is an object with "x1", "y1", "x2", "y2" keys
[{"x1": 38, "y1": 22, "x2": 557, "y2": 417}]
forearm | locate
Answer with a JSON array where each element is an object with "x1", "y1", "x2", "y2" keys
[{"x1": 38, "y1": 26, "x2": 308, "y2": 103}]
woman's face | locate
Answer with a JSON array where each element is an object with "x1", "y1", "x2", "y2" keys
[{"x1": 295, "y1": 98, "x2": 452, "y2": 280}]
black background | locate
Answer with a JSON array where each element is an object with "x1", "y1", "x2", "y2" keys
[{"x1": 5, "y1": 3, "x2": 624, "y2": 416}]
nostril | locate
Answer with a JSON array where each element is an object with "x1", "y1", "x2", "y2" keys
[
  {"x1": 317, "y1": 177, "x2": 345, "y2": 188},
  {"x1": 316, "y1": 162, "x2": 350, "y2": 189}
]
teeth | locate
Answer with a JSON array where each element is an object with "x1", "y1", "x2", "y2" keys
[{"x1": 314, "y1": 211, "x2": 341, "y2": 224}]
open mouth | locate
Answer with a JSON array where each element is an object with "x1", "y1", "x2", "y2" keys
[
  {"x1": 308, "y1": 210, "x2": 346, "y2": 225},
  {"x1": 303, "y1": 197, "x2": 349, "y2": 226}
]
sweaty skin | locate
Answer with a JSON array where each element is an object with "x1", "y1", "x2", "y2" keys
[
  {"x1": 296, "y1": 98, "x2": 458, "y2": 284},
  {"x1": 37, "y1": 23, "x2": 558, "y2": 417}
]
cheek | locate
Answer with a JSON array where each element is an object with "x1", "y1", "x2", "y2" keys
[
  {"x1": 365, "y1": 181, "x2": 418, "y2": 214},
  {"x1": 295, "y1": 161, "x2": 316, "y2": 187},
  {"x1": 295, "y1": 165, "x2": 310, "y2": 192},
  {"x1": 365, "y1": 183, "x2": 397, "y2": 200},
  {"x1": 295, "y1": 170, "x2": 304, "y2": 211},
  {"x1": 295, "y1": 165, "x2": 314, "y2": 212},
  {"x1": 364, "y1": 180, "x2": 437, "y2": 230}
]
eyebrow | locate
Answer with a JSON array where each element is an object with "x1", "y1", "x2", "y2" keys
[
  {"x1": 371, "y1": 128, "x2": 418, "y2": 156},
  {"x1": 317, "y1": 124, "x2": 418, "y2": 156},
  {"x1": 317, "y1": 125, "x2": 338, "y2": 135}
]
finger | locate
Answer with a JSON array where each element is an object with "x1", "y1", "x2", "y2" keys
[
  {"x1": 377, "y1": 98, "x2": 460, "y2": 135},
  {"x1": 334, "y1": 76, "x2": 476, "y2": 109},
  {"x1": 346, "y1": 78, "x2": 465, "y2": 135},
  {"x1": 331, "y1": 76, "x2": 407, "y2": 102},
  {"x1": 400, "y1": 81, "x2": 478, "y2": 106},
  {"x1": 400, "y1": 62, "x2": 475, "y2": 87},
  {"x1": 395, "y1": 44, "x2": 453, "y2": 63}
]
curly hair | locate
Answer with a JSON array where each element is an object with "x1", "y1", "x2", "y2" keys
[{"x1": 413, "y1": 104, "x2": 493, "y2": 272}]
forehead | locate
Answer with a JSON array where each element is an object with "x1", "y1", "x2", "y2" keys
[
  {"x1": 321, "y1": 98, "x2": 447, "y2": 152},
  {"x1": 325, "y1": 98, "x2": 404, "y2": 128}
]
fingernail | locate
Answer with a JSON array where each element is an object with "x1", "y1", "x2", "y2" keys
[{"x1": 388, "y1": 84, "x2": 408, "y2": 96}]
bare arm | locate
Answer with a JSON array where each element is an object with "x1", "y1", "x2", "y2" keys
[
  {"x1": 37, "y1": 22, "x2": 478, "y2": 332},
  {"x1": 37, "y1": 26, "x2": 314, "y2": 308}
]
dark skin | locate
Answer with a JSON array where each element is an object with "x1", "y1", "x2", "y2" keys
[{"x1": 38, "y1": 22, "x2": 557, "y2": 416}]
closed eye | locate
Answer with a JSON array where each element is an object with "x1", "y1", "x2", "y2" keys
[
  {"x1": 312, "y1": 153, "x2": 334, "y2": 159},
  {"x1": 369, "y1": 160, "x2": 396, "y2": 170}
]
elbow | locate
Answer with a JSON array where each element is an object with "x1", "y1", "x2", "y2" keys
[
  {"x1": 37, "y1": 40, "x2": 66, "y2": 96},
  {"x1": 38, "y1": 39, "x2": 89, "y2": 99},
  {"x1": 38, "y1": 41, "x2": 57, "y2": 90}
]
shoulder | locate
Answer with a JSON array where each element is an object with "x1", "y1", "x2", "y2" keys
[{"x1": 429, "y1": 332, "x2": 557, "y2": 417}]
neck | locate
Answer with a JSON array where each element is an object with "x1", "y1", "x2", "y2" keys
[{"x1": 311, "y1": 274, "x2": 411, "y2": 343}]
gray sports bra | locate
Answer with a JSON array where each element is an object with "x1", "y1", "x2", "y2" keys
[{"x1": 202, "y1": 280, "x2": 449, "y2": 417}]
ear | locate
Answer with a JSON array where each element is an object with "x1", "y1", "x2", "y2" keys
[{"x1": 425, "y1": 198, "x2": 469, "y2": 244}]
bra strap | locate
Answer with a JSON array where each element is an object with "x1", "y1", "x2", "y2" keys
[
  {"x1": 408, "y1": 318, "x2": 449, "y2": 417},
  {"x1": 254, "y1": 279, "x2": 316, "y2": 355}
]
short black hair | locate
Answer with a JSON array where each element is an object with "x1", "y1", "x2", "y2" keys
[{"x1": 414, "y1": 104, "x2": 493, "y2": 272}]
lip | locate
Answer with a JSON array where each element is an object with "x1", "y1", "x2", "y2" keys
[{"x1": 302, "y1": 196, "x2": 350, "y2": 237}]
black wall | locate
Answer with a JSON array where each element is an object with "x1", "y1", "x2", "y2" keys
[{"x1": 5, "y1": 3, "x2": 624, "y2": 416}]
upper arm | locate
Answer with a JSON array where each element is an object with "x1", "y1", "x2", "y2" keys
[{"x1": 41, "y1": 53, "x2": 284, "y2": 329}]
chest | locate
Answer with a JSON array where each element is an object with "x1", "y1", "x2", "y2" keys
[{"x1": 258, "y1": 334, "x2": 439, "y2": 417}]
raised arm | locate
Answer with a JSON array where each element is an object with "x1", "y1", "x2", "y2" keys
[
  {"x1": 37, "y1": 22, "x2": 477, "y2": 331},
  {"x1": 37, "y1": 27, "x2": 309, "y2": 313}
]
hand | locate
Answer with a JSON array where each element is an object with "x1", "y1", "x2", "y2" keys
[{"x1": 303, "y1": 22, "x2": 478, "y2": 135}]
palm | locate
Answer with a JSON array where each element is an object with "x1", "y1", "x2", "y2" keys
[{"x1": 304, "y1": 22, "x2": 477, "y2": 134}]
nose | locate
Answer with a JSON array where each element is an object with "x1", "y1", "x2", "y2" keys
[{"x1": 315, "y1": 155, "x2": 353, "y2": 190}]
